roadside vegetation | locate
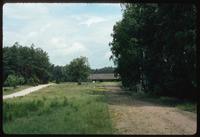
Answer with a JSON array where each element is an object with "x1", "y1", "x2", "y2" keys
[
  {"x1": 3, "y1": 83, "x2": 113, "y2": 134},
  {"x1": 127, "y1": 91, "x2": 197, "y2": 113}
]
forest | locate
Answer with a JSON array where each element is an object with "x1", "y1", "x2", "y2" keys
[
  {"x1": 91, "y1": 67, "x2": 115, "y2": 74},
  {"x1": 3, "y1": 42, "x2": 91, "y2": 86},
  {"x1": 109, "y1": 3, "x2": 197, "y2": 100},
  {"x1": 3, "y1": 42, "x2": 118, "y2": 87}
]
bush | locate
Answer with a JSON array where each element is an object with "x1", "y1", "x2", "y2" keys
[
  {"x1": 55, "y1": 79, "x2": 60, "y2": 84},
  {"x1": 4, "y1": 74, "x2": 20, "y2": 88},
  {"x1": 32, "y1": 75, "x2": 39, "y2": 85},
  {"x1": 18, "y1": 76, "x2": 25, "y2": 85},
  {"x1": 27, "y1": 75, "x2": 39, "y2": 86},
  {"x1": 27, "y1": 79, "x2": 36, "y2": 86},
  {"x1": 77, "y1": 79, "x2": 82, "y2": 85}
]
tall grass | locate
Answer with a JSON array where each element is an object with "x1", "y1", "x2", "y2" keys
[{"x1": 3, "y1": 83, "x2": 113, "y2": 134}]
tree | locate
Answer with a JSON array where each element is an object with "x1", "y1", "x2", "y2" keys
[
  {"x1": 3, "y1": 42, "x2": 51, "y2": 85},
  {"x1": 109, "y1": 4, "x2": 196, "y2": 99},
  {"x1": 91, "y1": 66, "x2": 115, "y2": 74},
  {"x1": 53, "y1": 66, "x2": 64, "y2": 83},
  {"x1": 68, "y1": 57, "x2": 90, "y2": 83}
]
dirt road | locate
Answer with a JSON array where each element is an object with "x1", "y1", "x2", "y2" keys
[
  {"x1": 104, "y1": 85, "x2": 197, "y2": 135},
  {"x1": 3, "y1": 83, "x2": 54, "y2": 100}
]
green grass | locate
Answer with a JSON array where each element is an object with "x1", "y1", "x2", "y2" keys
[
  {"x1": 3, "y1": 82, "x2": 113, "y2": 134},
  {"x1": 96, "y1": 81, "x2": 122, "y2": 86},
  {"x1": 3, "y1": 85, "x2": 32, "y2": 96},
  {"x1": 129, "y1": 91, "x2": 197, "y2": 113}
]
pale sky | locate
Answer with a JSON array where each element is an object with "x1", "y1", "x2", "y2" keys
[{"x1": 3, "y1": 3, "x2": 122, "y2": 69}]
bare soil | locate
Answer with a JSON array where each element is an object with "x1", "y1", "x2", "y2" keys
[{"x1": 104, "y1": 85, "x2": 197, "y2": 135}]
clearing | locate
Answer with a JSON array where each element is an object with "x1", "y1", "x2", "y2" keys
[{"x1": 3, "y1": 82, "x2": 197, "y2": 134}]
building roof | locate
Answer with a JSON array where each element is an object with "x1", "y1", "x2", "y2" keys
[{"x1": 88, "y1": 73, "x2": 119, "y2": 80}]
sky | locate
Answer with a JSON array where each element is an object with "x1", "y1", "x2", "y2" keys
[{"x1": 3, "y1": 3, "x2": 122, "y2": 69}]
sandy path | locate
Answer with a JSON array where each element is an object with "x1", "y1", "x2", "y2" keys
[
  {"x1": 3, "y1": 83, "x2": 54, "y2": 100},
  {"x1": 104, "y1": 85, "x2": 197, "y2": 135}
]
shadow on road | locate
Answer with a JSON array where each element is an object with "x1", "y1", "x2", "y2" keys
[{"x1": 92, "y1": 84, "x2": 163, "y2": 108}]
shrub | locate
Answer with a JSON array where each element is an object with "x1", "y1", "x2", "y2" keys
[
  {"x1": 4, "y1": 74, "x2": 19, "y2": 88},
  {"x1": 27, "y1": 75, "x2": 39, "y2": 86},
  {"x1": 33, "y1": 75, "x2": 40, "y2": 85},
  {"x1": 77, "y1": 79, "x2": 82, "y2": 85},
  {"x1": 27, "y1": 78, "x2": 35, "y2": 86},
  {"x1": 55, "y1": 79, "x2": 60, "y2": 84},
  {"x1": 18, "y1": 76, "x2": 25, "y2": 85}
]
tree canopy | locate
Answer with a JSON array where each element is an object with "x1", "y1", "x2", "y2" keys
[
  {"x1": 109, "y1": 4, "x2": 196, "y2": 100},
  {"x1": 3, "y1": 42, "x2": 51, "y2": 85},
  {"x1": 3, "y1": 43, "x2": 91, "y2": 86},
  {"x1": 91, "y1": 66, "x2": 115, "y2": 74},
  {"x1": 68, "y1": 57, "x2": 90, "y2": 82}
]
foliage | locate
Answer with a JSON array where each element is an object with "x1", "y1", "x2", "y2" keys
[
  {"x1": 3, "y1": 43, "x2": 111, "y2": 86},
  {"x1": 4, "y1": 74, "x2": 24, "y2": 88},
  {"x1": 3, "y1": 43, "x2": 51, "y2": 85},
  {"x1": 51, "y1": 65, "x2": 65, "y2": 83},
  {"x1": 27, "y1": 75, "x2": 40, "y2": 86},
  {"x1": 49, "y1": 57, "x2": 90, "y2": 83},
  {"x1": 91, "y1": 67, "x2": 115, "y2": 74},
  {"x1": 68, "y1": 56, "x2": 91, "y2": 82},
  {"x1": 109, "y1": 4, "x2": 196, "y2": 100},
  {"x1": 18, "y1": 76, "x2": 25, "y2": 85}
]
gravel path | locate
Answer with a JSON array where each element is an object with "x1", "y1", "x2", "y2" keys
[
  {"x1": 104, "y1": 85, "x2": 197, "y2": 135},
  {"x1": 3, "y1": 83, "x2": 54, "y2": 100}
]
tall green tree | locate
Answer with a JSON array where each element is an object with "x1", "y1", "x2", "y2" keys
[
  {"x1": 109, "y1": 4, "x2": 196, "y2": 99},
  {"x1": 3, "y1": 42, "x2": 51, "y2": 85},
  {"x1": 68, "y1": 56, "x2": 90, "y2": 83}
]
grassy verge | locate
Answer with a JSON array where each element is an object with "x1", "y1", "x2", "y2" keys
[
  {"x1": 128, "y1": 91, "x2": 197, "y2": 113},
  {"x1": 3, "y1": 85, "x2": 32, "y2": 96},
  {"x1": 3, "y1": 82, "x2": 113, "y2": 134}
]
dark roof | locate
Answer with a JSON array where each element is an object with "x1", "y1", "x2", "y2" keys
[{"x1": 88, "y1": 73, "x2": 119, "y2": 80}]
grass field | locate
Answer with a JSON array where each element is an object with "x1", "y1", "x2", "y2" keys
[
  {"x1": 3, "y1": 85, "x2": 31, "y2": 96},
  {"x1": 3, "y1": 82, "x2": 196, "y2": 134},
  {"x1": 3, "y1": 82, "x2": 113, "y2": 134}
]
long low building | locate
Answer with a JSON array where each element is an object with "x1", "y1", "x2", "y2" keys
[{"x1": 88, "y1": 73, "x2": 119, "y2": 81}]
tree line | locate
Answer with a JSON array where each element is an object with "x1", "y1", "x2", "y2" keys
[
  {"x1": 91, "y1": 66, "x2": 115, "y2": 74},
  {"x1": 109, "y1": 4, "x2": 196, "y2": 100},
  {"x1": 3, "y1": 42, "x2": 90, "y2": 87},
  {"x1": 49, "y1": 57, "x2": 90, "y2": 84}
]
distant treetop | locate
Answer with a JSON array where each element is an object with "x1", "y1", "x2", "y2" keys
[{"x1": 91, "y1": 67, "x2": 115, "y2": 74}]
